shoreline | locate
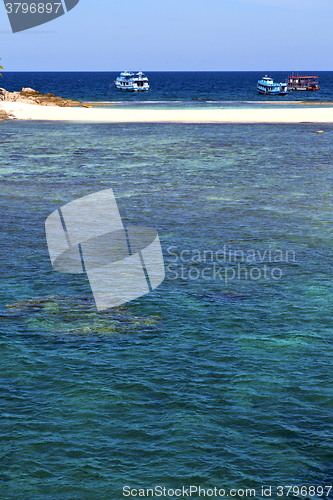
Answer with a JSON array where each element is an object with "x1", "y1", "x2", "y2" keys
[{"x1": 1, "y1": 101, "x2": 333, "y2": 123}]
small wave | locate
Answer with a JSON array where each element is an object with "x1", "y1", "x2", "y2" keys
[{"x1": 86, "y1": 99, "x2": 312, "y2": 105}]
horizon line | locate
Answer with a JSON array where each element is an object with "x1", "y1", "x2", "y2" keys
[{"x1": 1, "y1": 69, "x2": 332, "y2": 73}]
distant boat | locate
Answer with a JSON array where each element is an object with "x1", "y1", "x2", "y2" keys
[
  {"x1": 114, "y1": 71, "x2": 149, "y2": 91},
  {"x1": 257, "y1": 76, "x2": 289, "y2": 95},
  {"x1": 287, "y1": 75, "x2": 320, "y2": 91}
]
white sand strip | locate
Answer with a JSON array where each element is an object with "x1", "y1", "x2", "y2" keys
[{"x1": 1, "y1": 101, "x2": 333, "y2": 123}]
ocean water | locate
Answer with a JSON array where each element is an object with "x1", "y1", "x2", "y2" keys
[
  {"x1": 2, "y1": 71, "x2": 333, "y2": 104},
  {"x1": 1, "y1": 77, "x2": 333, "y2": 499}
]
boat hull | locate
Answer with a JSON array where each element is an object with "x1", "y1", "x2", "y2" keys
[
  {"x1": 257, "y1": 86, "x2": 288, "y2": 95},
  {"x1": 289, "y1": 87, "x2": 320, "y2": 91},
  {"x1": 114, "y1": 84, "x2": 149, "y2": 92}
]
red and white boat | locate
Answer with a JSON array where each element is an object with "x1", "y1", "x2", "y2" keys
[{"x1": 287, "y1": 75, "x2": 320, "y2": 91}]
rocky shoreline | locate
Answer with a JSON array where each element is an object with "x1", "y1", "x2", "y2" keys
[{"x1": 0, "y1": 87, "x2": 91, "y2": 121}]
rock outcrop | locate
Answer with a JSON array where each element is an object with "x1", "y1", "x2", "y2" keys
[
  {"x1": 0, "y1": 87, "x2": 91, "y2": 108},
  {"x1": 0, "y1": 108, "x2": 11, "y2": 121}
]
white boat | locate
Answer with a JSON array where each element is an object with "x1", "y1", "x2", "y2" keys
[
  {"x1": 257, "y1": 75, "x2": 289, "y2": 95},
  {"x1": 114, "y1": 71, "x2": 149, "y2": 91}
]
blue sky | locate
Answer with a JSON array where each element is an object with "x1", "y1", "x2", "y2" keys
[{"x1": 1, "y1": 0, "x2": 332, "y2": 71}]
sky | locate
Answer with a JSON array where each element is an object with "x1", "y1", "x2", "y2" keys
[{"x1": 0, "y1": 0, "x2": 333, "y2": 71}]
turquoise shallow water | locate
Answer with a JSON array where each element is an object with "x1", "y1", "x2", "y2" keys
[{"x1": 1, "y1": 121, "x2": 333, "y2": 499}]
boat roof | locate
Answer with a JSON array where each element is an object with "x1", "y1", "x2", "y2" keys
[
  {"x1": 259, "y1": 76, "x2": 274, "y2": 82},
  {"x1": 288, "y1": 75, "x2": 318, "y2": 79},
  {"x1": 258, "y1": 77, "x2": 287, "y2": 86}
]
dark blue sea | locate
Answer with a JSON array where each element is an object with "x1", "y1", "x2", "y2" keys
[
  {"x1": 1, "y1": 73, "x2": 333, "y2": 500},
  {"x1": 2, "y1": 71, "x2": 333, "y2": 104}
]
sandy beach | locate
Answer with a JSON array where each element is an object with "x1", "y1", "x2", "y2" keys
[{"x1": 1, "y1": 101, "x2": 333, "y2": 123}]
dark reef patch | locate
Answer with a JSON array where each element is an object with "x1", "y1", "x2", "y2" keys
[{"x1": 2, "y1": 295, "x2": 161, "y2": 335}]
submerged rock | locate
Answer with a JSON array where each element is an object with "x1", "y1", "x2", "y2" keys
[{"x1": 2, "y1": 295, "x2": 160, "y2": 335}]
